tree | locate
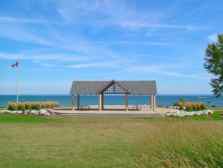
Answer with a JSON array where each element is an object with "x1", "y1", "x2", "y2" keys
[{"x1": 204, "y1": 34, "x2": 223, "y2": 97}]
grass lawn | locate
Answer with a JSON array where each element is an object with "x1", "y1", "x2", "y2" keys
[{"x1": 0, "y1": 113, "x2": 223, "y2": 168}]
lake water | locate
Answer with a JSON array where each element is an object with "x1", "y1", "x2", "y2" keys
[{"x1": 0, "y1": 95, "x2": 223, "y2": 108}]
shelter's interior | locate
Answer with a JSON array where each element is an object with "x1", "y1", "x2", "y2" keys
[{"x1": 71, "y1": 80, "x2": 157, "y2": 111}]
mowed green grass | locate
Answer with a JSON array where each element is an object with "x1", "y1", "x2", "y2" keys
[{"x1": 0, "y1": 113, "x2": 223, "y2": 168}]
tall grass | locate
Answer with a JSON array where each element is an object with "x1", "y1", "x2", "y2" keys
[
  {"x1": 0, "y1": 114, "x2": 223, "y2": 168},
  {"x1": 135, "y1": 119, "x2": 223, "y2": 167}
]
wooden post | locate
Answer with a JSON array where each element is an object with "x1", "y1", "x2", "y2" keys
[
  {"x1": 125, "y1": 94, "x2": 128, "y2": 111},
  {"x1": 99, "y1": 94, "x2": 104, "y2": 111},
  {"x1": 153, "y1": 95, "x2": 156, "y2": 112},
  {"x1": 71, "y1": 94, "x2": 75, "y2": 111},
  {"x1": 150, "y1": 95, "x2": 156, "y2": 112},
  {"x1": 77, "y1": 94, "x2": 80, "y2": 110},
  {"x1": 150, "y1": 95, "x2": 154, "y2": 111}
]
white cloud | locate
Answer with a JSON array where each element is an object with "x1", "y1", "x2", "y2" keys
[
  {"x1": 0, "y1": 16, "x2": 51, "y2": 24},
  {"x1": 56, "y1": 0, "x2": 203, "y2": 31},
  {"x1": 0, "y1": 50, "x2": 125, "y2": 70},
  {"x1": 0, "y1": 23, "x2": 53, "y2": 46},
  {"x1": 95, "y1": 41, "x2": 170, "y2": 46},
  {"x1": 67, "y1": 62, "x2": 117, "y2": 69},
  {"x1": 0, "y1": 19, "x2": 121, "y2": 60},
  {"x1": 0, "y1": 50, "x2": 208, "y2": 79},
  {"x1": 127, "y1": 64, "x2": 208, "y2": 79},
  {"x1": 0, "y1": 52, "x2": 86, "y2": 62},
  {"x1": 117, "y1": 21, "x2": 201, "y2": 31},
  {"x1": 0, "y1": 1, "x2": 208, "y2": 80}
]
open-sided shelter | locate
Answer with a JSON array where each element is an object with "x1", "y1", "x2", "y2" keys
[{"x1": 70, "y1": 80, "x2": 157, "y2": 111}]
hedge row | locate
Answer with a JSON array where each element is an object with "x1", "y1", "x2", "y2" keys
[
  {"x1": 174, "y1": 101, "x2": 207, "y2": 111},
  {"x1": 8, "y1": 101, "x2": 59, "y2": 111}
]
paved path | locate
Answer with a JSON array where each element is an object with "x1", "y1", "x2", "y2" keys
[{"x1": 49, "y1": 109, "x2": 175, "y2": 117}]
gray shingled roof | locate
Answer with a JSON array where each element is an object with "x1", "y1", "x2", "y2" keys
[{"x1": 70, "y1": 80, "x2": 157, "y2": 95}]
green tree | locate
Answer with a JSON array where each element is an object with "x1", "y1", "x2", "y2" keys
[{"x1": 205, "y1": 34, "x2": 223, "y2": 97}]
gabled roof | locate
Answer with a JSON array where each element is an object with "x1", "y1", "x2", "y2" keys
[
  {"x1": 70, "y1": 80, "x2": 157, "y2": 95},
  {"x1": 100, "y1": 80, "x2": 129, "y2": 94}
]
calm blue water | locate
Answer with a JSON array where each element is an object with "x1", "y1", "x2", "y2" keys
[{"x1": 0, "y1": 95, "x2": 223, "y2": 107}]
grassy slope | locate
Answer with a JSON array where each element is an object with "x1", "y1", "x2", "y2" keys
[{"x1": 0, "y1": 113, "x2": 223, "y2": 168}]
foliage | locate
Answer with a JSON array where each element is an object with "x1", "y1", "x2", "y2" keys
[
  {"x1": 7, "y1": 102, "x2": 18, "y2": 111},
  {"x1": 25, "y1": 103, "x2": 32, "y2": 110},
  {"x1": 175, "y1": 100, "x2": 207, "y2": 111},
  {"x1": 17, "y1": 103, "x2": 26, "y2": 111},
  {"x1": 204, "y1": 34, "x2": 223, "y2": 97},
  {"x1": 31, "y1": 103, "x2": 41, "y2": 110},
  {"x1": 7, "y1": 101, "x2": 59, "y2": 111}
]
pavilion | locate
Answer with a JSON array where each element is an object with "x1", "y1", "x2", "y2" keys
[{"x1": 70, "y1": 80, "x2": 157, "y2": 111}]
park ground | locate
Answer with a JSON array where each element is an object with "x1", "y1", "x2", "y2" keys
[{"x1": 0, "y1": 111, "x2": 223, "y2": 168}]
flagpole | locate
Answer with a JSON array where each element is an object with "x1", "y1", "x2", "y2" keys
[{"x1": 16, "y1": 59, "x2": 19, "y2": 104}]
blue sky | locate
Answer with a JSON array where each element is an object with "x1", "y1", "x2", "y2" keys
[{"x1": 0, "y1": 0, "x2": 222, "y2": 95}]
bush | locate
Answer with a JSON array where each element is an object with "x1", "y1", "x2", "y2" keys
[
  {"x1": 17, "y1": 103, "x2": 26, "y2": 111},
  {"x1": 184, "y1": 102, "x2": 192, "y2": 111},
  {"x1": 7, "y1": 102, "x2": 18, "y2": 111},
  {"x1": 193, "y1": 103, "x2": 200, "y2": 111},
  {"x1": 200, "y1": 104, "x2": 207, "y2": 110},
  {"x1": 174, "y1": 100, "x2": 207, "y2": 112},
  {"x1": 39, "y1": 102, "x2": 59, "y2": 109},
  {"x1": 7, "y1": 101, "x2": 59, "y2": 111},
  {"x1": 25, "y1": 103, "x2": 32, "y2": 110},
  {"x1": 31, "y1": 103, "x2": 41, "y2": 110}
]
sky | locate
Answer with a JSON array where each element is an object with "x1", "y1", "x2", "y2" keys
[{"x1": 0, "y1": 0, "x2": 222, "y2": 95}]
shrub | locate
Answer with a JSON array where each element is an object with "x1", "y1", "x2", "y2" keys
[
  {"x1": 195, "y1": 103, "x2": 200, "y2": 111},
  {"x1": 7, "y1": 102, "x2": 18, "y2": 111},
  {"x1": 184, "y1": 102, "x2": 193, "y2": 111},
  {"x1": 174, "y1": 100, "x2": 207, "y2": 112},
  {"x1": 25, "y1": 103, "x2": 32, "y2": 110},
  {"x1": 40, "y1": 102, "x2": 58, "y2": 109},
  {"x1": 7, "y1": 101, "x2": 59, "y2": 111},
  {"x1": 31, "y1": 103, "x2": 41, "y2": 110},
  {"x1": 200, "y1": 104, "x2": 207, "y2": 110},
  {"x1": 17, "y1": 103, "x2": 26, "y2": 111}
]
